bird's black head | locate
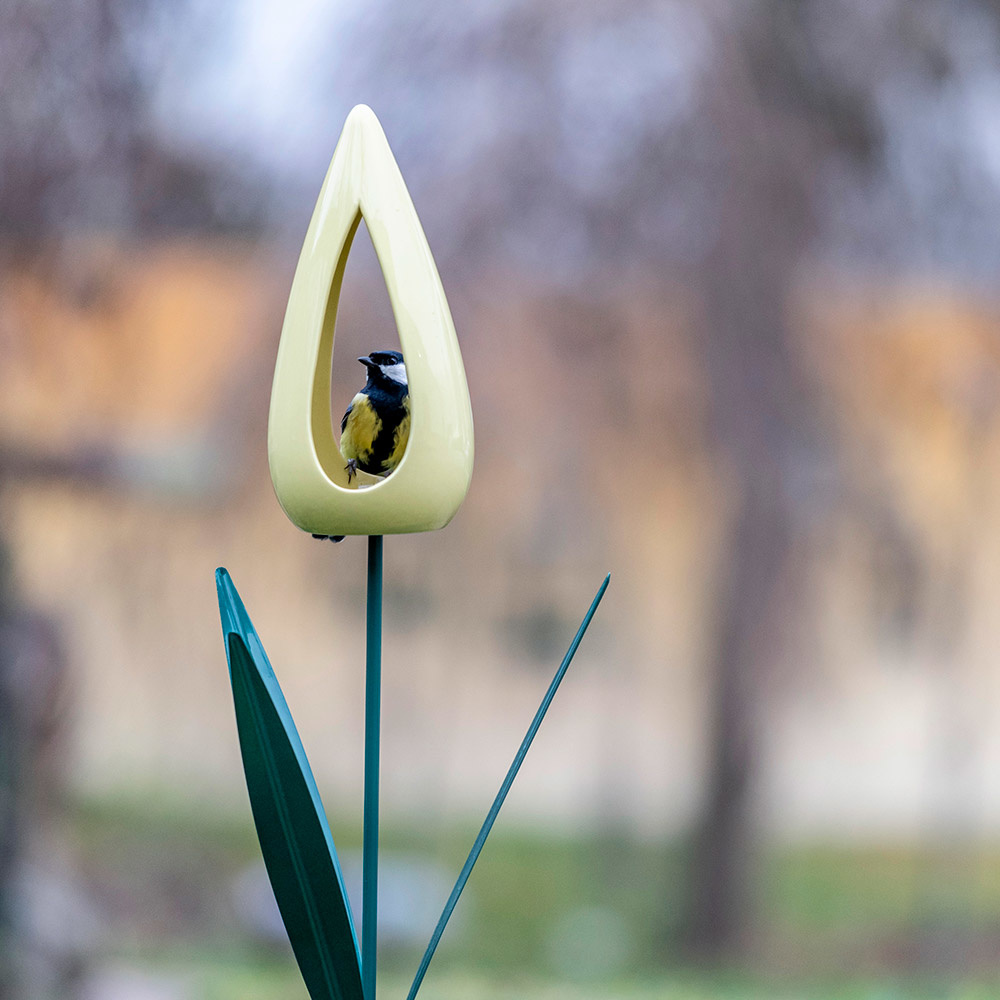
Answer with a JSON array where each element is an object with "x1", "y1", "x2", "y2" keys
[{"x1": 358, "y1": 350, "x2": 407, "y2": 388}]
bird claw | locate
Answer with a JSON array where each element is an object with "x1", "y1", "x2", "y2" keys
[{"x1": 345, "y1": 458, "x2": 358, "y2": 483}]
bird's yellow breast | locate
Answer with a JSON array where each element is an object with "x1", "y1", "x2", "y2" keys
[
  {"x1": 340, "y1": 393, "x2": 381, "y2": 464},
  {"x1": 341, "y1": 392, "x2": 410, "y2": 473},
  {"x1": 386, "y1": 400, "x2": 410, "y2": 470}
]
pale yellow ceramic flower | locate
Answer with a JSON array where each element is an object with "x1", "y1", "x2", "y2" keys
[{"x1": 268, "y1": 105, "x2": 474, "y2": 537}]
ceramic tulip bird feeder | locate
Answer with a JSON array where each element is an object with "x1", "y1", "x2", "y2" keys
[
  {"x1": 268, "y1": 103, "x2": 474, "y2": 538},
  {"x1": 215, "y1": 106, "x2": 609, "y2": 1000}
]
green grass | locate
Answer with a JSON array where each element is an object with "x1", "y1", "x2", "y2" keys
[
  {"x1": 102, "y1": 951, "x2": 1000, "y2": 1000},
  {"x1": 66, "y1": 792, "x2": 1000, "y2": 999}
]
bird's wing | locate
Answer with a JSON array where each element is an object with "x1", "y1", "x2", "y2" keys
[{"x1": 340, "y1": 401, "x2": 353, "y2": 434}]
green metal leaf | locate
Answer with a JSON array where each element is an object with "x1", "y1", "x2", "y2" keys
[{"x1": 216, "y1": 568, "x2": 363, "y2": 1000}]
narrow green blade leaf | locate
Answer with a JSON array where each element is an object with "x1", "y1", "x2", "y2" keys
[
  {"x1": 408, "y1": 573, "x2": 611, "y2": 1000},
  {"x1": 216, "y1": 568, "x2": 362, "y2": 1000}
]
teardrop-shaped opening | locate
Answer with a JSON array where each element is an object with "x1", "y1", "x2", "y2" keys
[
  {"x1": 312, "y1": 211, "x2": 412, "y2": 490},
  {"x1": 325, "y1": 218, "x2": 409, "y2": 489}
]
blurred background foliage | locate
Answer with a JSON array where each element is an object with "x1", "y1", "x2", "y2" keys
[{"x1": 4, "y1": 0, "x2": 1000, "y2": 996}]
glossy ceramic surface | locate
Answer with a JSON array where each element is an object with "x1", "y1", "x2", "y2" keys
[{"x1": 268, "y1": 104, "x2": 474, "y2": 536}]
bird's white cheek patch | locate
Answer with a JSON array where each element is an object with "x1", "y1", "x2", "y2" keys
[{"x1": 382, "y1": 363, "x2": 407, "y2": 386}]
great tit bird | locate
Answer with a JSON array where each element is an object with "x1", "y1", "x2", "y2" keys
[
  {"x1": 313, "y1": 349, "x2": 410, "y2": 542},
  {"x1": 341, "y1": 349, "x2": 410, "y2": 480}
]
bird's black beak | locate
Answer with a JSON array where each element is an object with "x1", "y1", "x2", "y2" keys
[{"x1": 357, "y1": 356, "x2": 374, "y2": 368}]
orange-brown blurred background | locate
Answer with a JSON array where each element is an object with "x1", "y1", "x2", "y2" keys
[{"x1": 4, "y1": 1, "x2": 1000, "y2": 997}]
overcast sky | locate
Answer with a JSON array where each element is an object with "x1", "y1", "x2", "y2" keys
[{"x1": 146, "y1": 0, "x2": 1000, "y2": 287}]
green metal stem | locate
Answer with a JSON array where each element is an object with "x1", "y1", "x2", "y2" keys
[
  {"x1": 363, "y1": 535, "x2": 383, "y2": 1000},
  {"x1": 407, "y1": 573, "x2": 611, "y2": 1000}
]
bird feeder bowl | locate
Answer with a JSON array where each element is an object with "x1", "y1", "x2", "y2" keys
[{"x1": 268, "y1": 104, "x2": 474, "y2": 538}]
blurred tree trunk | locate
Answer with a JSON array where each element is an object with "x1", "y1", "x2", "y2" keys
[
  {"x1": 680, "y1": 19, "x2": 822, "y2": 957},
  {"x1": 0, "y1": 451, "x2": 119, "y2": 996},
  {"x1": 0, "y1": 557, "x2": 72, "y2": 997},
  {"x1": 678, "y1": 0, "x2": 891, "y2": 954}
]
